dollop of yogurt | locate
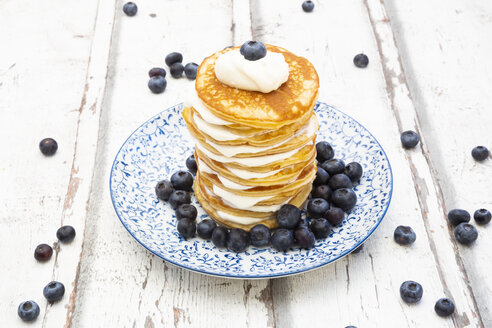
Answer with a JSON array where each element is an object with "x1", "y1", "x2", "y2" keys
[{"x1": 214, "y1": 50, "x2": 289, "y2": 93}]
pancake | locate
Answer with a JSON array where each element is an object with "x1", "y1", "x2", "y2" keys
[{"x1": 195, "y1": 45, "x2": 319, "y2": 130}]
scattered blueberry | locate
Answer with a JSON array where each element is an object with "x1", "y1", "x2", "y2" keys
[
  {"x1": 345, "y1": 162, "x2": 363, "y2": 183},
  {"x1": 250, "y1": 224, "x2": 271, "y2": 247},
  {"x1": 39, "y1": 138, "x2": 58, "y2": 156},
  {"x1": 454, "y1": 223, "x2": 478, "y2": 245},
  {"x1": 307, "y1": 198, "x2": 330, "y2": 219},
  {"x1": 328, "y1": 174, "x2": 353, "y2": 190},
  {"x1": 310, "y1": 218, "x2": 331, "y2": 239},
  {"x1": 165, "y1": 52, "x2": 183, "y2": 67},
  {"x1": 34, "y1": 244, "x2": 53, "y2": 262},
  {"x1": 353, "y1": 53, "x2": 369, "y2": 68},
  {"x1": 18, "y1": 301, "x2": 40, "y2": 322},
  {"x1": 43, "y1": 281, "x2": 65, "y2": 302},
  {"x1": 240, "y1": 41, "x2": 267, "y2": 61},
  {"x1": 474, "y1": 208, "x2": 491, "y2": 225},
  {"x1": 302, "y1": 0, "x2": 315, "y2": 12},
  {"x1": 321, "y1": 158, "x2": 345, "y2": 176},
  {"x1": 276, "y1": 204, "x2": 301, "y2": 229},
  {"x1": 211, "y1": 226, "x2": 229, "y2": 248},
  {"x1": 331, "y1": 188, "x2": 357, "y2": 212},
  {"x1": 316, "y1": 141, "x2": 334, "y2": 162},
  {"x1": 294, "y1": 227, "x2": 316, "y2": 249},
  {"x1": 352, "y1": 243, "x2": 364, "y2": 254},
  {"x1": 177, "y1": 218, "x2": 196, "y2": 239},
  {"x1": 345, "y1": 326, "x2": 357, "y2": 328},
  {"x1": 313, "y1": 167, "x2": 330, "y2": 186},
  {"x1": 56, "y1": 225, "x2": 76, "y2": 243},
  {"x1": 170, "y1": 62, "x2": 184, "y2": 78},
  {"x1": 400, "y1": 280, "x2": 423, "y2": 303},
  {"x1": 471, "y1": 146, "x2": 489, "y2": 161},
  {"x1": 400, "y1": 130, "x2": 420, "y2": 149},
  {"x1": 227, "y1": 228, "x2": 250, "y2": 252},
  {"x1": 184, "y1": 63, "x2": 199, "y2": 80},
  {"x1": 271, "y1": 229, "x2": 295, "y2": 252},
  {"x1": 123, "y1": 2, "x2": 138, "y2": 16},
  {"x1": 394, "y1": 226, "x2": 416, "y2": 245},
  {"x1": 197, "y1": 219, "x2": 217, "y2": 239},
  {"x1": 170, "y1": 170, "x2": 194, "y2": 191},
  {"x1": 311, "y1": 184, "x2": 332, "y2": 201},
  {"x1": 148, "y1": 67, "x2": 166, "y2": 78},
  {"x1": 176, "y1": 204, "x2": 197, "y2": 221},
  {"x1": 148, "y1": 76, "x2": 167, "y2": 94},
  {"x1": 155, "y1": 180, "x2": 173, "y2": 201},
  {"x1": 185, "y1": 155, "x2": 197, "y2": 175},
  {"x1": 434, "y1": 298, "x2": 455, "y2": 317},
  {"x1": 325, "y1": 207, "x2": 345, "y2": 226},
  {"x1": 168, "y1": 190, "x2": 191, "y2": 210},
  {"x1": 447, "y1": 209, "x2": 471, "y2": 226}
]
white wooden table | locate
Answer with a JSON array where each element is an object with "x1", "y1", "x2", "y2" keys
[{"x1": 1, "y1": 0, "x2": 491, "y2": 327}]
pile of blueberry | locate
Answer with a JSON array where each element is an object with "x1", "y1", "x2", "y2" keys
[{"x1": 147, "y1": 52, "x2": 199, "y2": 94}]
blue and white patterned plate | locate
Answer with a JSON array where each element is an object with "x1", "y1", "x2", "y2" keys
[{"x1": 110, "y1": 102, "x2": 393, "y2": 279}]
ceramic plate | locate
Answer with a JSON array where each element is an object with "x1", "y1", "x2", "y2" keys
[{"x1": 110, "y1": 102, "x2": 393, "y2": 279}]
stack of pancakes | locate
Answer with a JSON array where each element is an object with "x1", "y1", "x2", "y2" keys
[{"x1": 183, "y1": 45, "x2": 319, "y2": 230}]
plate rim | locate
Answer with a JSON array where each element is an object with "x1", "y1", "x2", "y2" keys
[{"x1": 109, "y1": 101, "x2": 394, "y2": 279}]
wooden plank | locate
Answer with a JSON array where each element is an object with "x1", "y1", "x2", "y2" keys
[
  {"x1": 70, "y1": 1, "x2": 273, "y2": 327},
  {"x1": 251, "y1": 0, "x2": 482, "y2": 326},
  {"x1": 384, "y1": 0, "x2": 492, "y2": 325}
]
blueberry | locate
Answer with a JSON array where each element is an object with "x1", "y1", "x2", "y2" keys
[
  {"x1": 434, "y1": 298, "x2": 455, "y2": 317},
  {"x1": 302, "y1": 0, "x2": 315, "y2": 12},
  {"x1": 168, "y1": 190, "x2": 191, "y2": 210},
  {"x1": 148, "y1": 67, "x2": 166, "y2": 78},
  {"x1": 148, "y1": 76, "x2": 167, "y2": 94},
  {"x1": 313, "y1": 167, "x2": 329, "y2": 186},
  {"x1": 394, "y1": 225, "x2": 416, "y2": 245},
  {"x1": 155, "y1": 180, "x2": 174, "y2": 201},
  {"x1": 294, "y1": 227, "x2": 316, "y2": 249},
  {"x1": 39, "y1": 138, "x2": 58, "y2": 156},
  {"x1": 400, "y1": 130, "x2": 420, "y2": 149},
  {"x1": 177, "y1": 218, "x2": 196, "y2": 239},
  {"x1": 56, "y1": 225, "x2": 76, "y2": 243},
  {"x1": 400, "y1": 280, "x2": 423, "y2": 303},
  {"x1": 43, "y1": 281, "x2": 65, "y2": 302},
  {"x1": 176, "y1": 204, "x2": 197, "y2": 221},
  {"x1": 276, "y1": 204, "x2": 301, "y2": 229},
  {"x1": 311, "y1": 185, "x2": 332, "y2": 201},
  {"x1": 309, "y1": 218, "x2": 331, "y2": 239},
  {"x1": 345, "y1": 162, "x2": 363, "y2": 183},
  {"x1": 34, "y1": 243, "x2": 53, "y2": 262},
  {"x1": 471, "y1": 146, "x2": 489, "y2": 161},
  {"x1": 123, "y1": 2, "x2": 138, "y2": 16},
  {"x1": 170, "y1": 62, "x2": 184, "y2": 78},
  {"x1": 184, "y1": 63, "x2": 199, "y2": 80},
  {"x1": 353, "y1": 53, "x2": 369, "y2": 68},
  {"x1": 250, "y1": 224, "x2": 271, "y2": 247},
  {"x1": 227, "y1": 228, "x2": 250, "y2": 252},
  {"x1": 454, "y1": 223, "x2": 478, "y2": 245},
  {"x1": 196, "y1": 219, "x2": 217, "y2": 239},
  {"x1": 474, "y1": 208, "x2": 491, "y2": 225},
  {"x1": 316, "y1": 141, "x2": 334, "y2": 162},
  {"x1": 165, "y1": 52, "x2": 183, "y2": 67},
  {"x1": 352, "y1": 243, "x2": 364, "y2": 254},
  {"x1": 271, "y1": 229, "x2": 294, "y2": 252},
  {"x1": 211, "y1": 226, "x2": 229, "y2": 248},
  {"x1": 321, "y1": 159, "x2": 345, "y2": 176},
  {"x1": 345, "y1": 326, "x2": 357, "y2": 328},
  {"x1": 171, "y1": 170, "x2": 194, "y2": 191},
  {"x1": 447, "y1": 209, "x2": 471, "y2": 226},
  {"x1": 18, "y1": 301, "x2": 40, "y2": 321},
  {"x1": 325, "y1": 207, "x2": 345, "y2": 226},
  {"x1": 328, "y1": 174, "x2": 353, "y2": 190},
  {"x1": 186, "y1": 155, "x2": 197, "y2": 174},
  {"x1": 331, "y1": 188, "x2": 357, "y2": 212},
  {"x1": 307, "y1": 198, "x2": 330, "y2": 219},
  {"x1": 240, "y1": 41, "x2": 267, "y2": 61}
]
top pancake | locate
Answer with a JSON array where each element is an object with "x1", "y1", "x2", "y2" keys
[{"x1": 195, "y1": 44, "x2": 319, "y2": 130}]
